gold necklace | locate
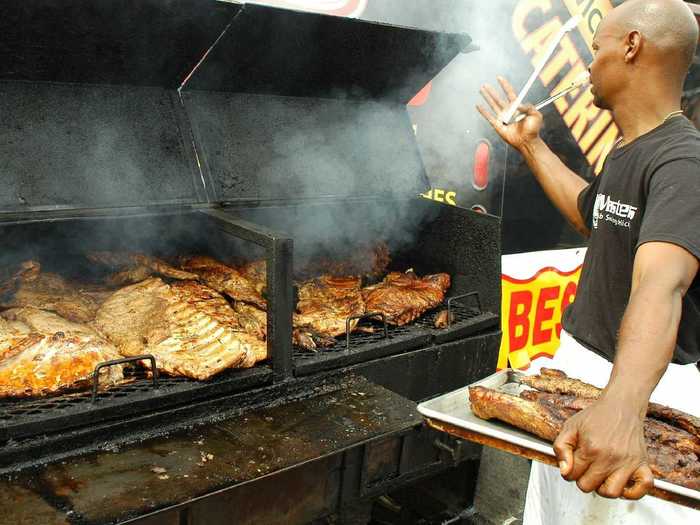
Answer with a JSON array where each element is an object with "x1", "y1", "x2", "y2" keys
[{"x1": 617, "y1": 110, "x2": 684, "y2": 148}]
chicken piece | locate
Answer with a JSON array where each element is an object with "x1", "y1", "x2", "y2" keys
[
  {"x1": 519, "y1": 369, "x2": 700, "y2": 439},
  {"x1": 87, "y1": 252, "x2": 198, "y2": 285},
  {"x1": 294, "y1": 276, "x2": 365, "y2": 345},
  {"x1": 94, "y1": 278, "x2": 266, "y2": 380},
  {"x1": 180, "y1": 256, "x2": 266, "y2": 309},
  {"x1": 470, "y1": 386, "x2": 700, "y2": 491},
  {"x1": 0, "y1": 308, "x2": 123, "y2": 397},
  {"x1": 1, "y1": 265, "x2": 104, "y2": 323},
  {"x1": 362, "y1": 271, "x2": 451, "y2": 326}
]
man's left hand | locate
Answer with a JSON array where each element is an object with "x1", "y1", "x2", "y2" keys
[{"x1": 553, "y1": 397, "x2": 654, "y2": 499}]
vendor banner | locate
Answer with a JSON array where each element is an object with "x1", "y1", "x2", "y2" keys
[{"x1": 498, "y1": 248, "x2": 585, "y2": 370}]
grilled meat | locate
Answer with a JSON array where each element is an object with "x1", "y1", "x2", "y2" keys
[
  {"x1": 230, "y1": 301, "x2": 335, "y2": 351},
  {"x1": 470, "y1": 377, "x2": 700, "y2": 491},
  {"x1": 180, "y1": 256, "x2": 266, "y2": 309},
  {"x1": 470, "y1": 386, "x2": 572, "y2": 441},
  {"x1": 434, "y1": 309, "x2": 452, "y2": 329},
  {"x1": 240, "y1": 260, "x2": 267, "y2": 295},
  {"x1": 294, "y1": 276, "x2": 365, "y2": 347},
  {"x1": 87, "y1": 252, "x2": 198, "y2": 286},
  {"x1": 517, "y1": 369, "x2": 603, "y2": 399},
  {"x1": 519, "y1": 369, "x2": 700, "y2": 439},
  {"x1": 362, "y1": 271, "x2": 450, "y2": 326},
  {"x1": 231, "y1": 302, "x2": 268, "y2": 341},
  {"x1": 1, "y1": 263, "x2": 105, "y2": 323},
  {"x1": 0, "y1": 307, "x2": 123, "y2": 397},
  {"x1": 94, "y1": 278, "x2": 267, "y2": 380}
]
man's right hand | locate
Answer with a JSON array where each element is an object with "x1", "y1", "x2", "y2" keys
[{"x1": 476, "y1": 76, "x2": 544, "y2": 152}]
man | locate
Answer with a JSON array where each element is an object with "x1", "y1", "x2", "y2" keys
[{"x1": 477, "y1": 0, "x2": 700, "y2": 523}]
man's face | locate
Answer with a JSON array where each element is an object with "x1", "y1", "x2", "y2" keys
[{"x1": 589, "y1": 19, "x2": 627, "y2": 110}]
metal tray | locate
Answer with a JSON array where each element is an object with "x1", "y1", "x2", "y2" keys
[{"x1": 417, "y1": 369, "x2": 700, "y2": 510}]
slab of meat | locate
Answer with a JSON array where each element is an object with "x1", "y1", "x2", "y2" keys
[
  {"x1": 87, "y1": 252, "x2": 198, "y2": 286},
  {"x1": 517, "y1": 368, "x2": 602, "y2": 399},
  {"x1": 519, "y1": 369, "x2": 700, "y2": 440},
  {"x1": 362, "y1": 271, "x2": 450, "y2": 326},
  {"x1": 1, "y1": 262, "x2": 105, "y2": 323},
  {"x1": 180, "y1": 256, "x2": 266, "y2": 309},
  {"x1": 0, "y1": 307, "x2": 123, "y2": 397},
  {"x1": 469, "y1": 386, "x2": 573, "y2": 441},
  {"x1": 469, "y1": 385, "x2": 700, "y2": 491},
  {"x1": 94, "y1": 278, "x2": 267, "y2": 380},
  {"x1": 294, "y1": 276, "x2": 365, "y2": 348}
]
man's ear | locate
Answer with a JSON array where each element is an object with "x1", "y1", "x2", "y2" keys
[{"x1": 624, "y1": 30, "x2": 642, "y2": 63}]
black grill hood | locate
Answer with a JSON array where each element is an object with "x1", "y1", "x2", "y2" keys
[{"x1": 1, "y1": 1, "x2": 471, "y2": 213}]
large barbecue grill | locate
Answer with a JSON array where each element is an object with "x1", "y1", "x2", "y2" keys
[{"x1": 0, "y1": 0, "x2": 501, "y2": 496}]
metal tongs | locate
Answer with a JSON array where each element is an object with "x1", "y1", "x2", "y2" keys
[
  {"x1": 513, "y1": 70, "x2": 590, "y2": 123},
  {"x1": 500, "y1": 14, "x2": 583, "y2": 125}
]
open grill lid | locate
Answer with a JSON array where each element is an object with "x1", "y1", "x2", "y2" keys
[
  {"x1": 181, "y1": 3, "x2": 472, "y2": 205},
  {"x1": 0, "y1": 1, "x2": 471, "y2": 214},
  {"x1": 0, "y1": 0, "x2": 238, "y2": 214}
]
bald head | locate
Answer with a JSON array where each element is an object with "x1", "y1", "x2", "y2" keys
[{"x1": 607, "y1": 0, "x2": 698, "y2": 70}]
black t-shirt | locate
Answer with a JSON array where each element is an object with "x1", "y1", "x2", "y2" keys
[{"x1": 562, "y1": 116, "x2": 700, "y2": 365}]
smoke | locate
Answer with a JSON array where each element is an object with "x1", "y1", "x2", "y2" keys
[
  {"x1": 182, "y1": 89, "x2": 435, "y2": 267},
  {"x1": 354, "y1": 0, "x2": 541, "y2": 209}
]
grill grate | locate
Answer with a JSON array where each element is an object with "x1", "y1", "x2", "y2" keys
[
  {"x1": 292, "y1": 300, "x2": 497, "y2": 376},
  {"x1": 0, "y1": 366, "x2": 272, "y2": 442},
  {"x1": 293, "y1": 301, "x2": 483, "y2": 359}
]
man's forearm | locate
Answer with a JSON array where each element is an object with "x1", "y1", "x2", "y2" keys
[
  {"x1": 603, "y1": 281, "x2": 682, "y2": 415},
  {"x1": 520, "y1": 137, "x2": 590, "y2": 237}
]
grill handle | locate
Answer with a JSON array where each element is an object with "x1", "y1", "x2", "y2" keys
[
  {"x1": 346, "y1": 312, "x2": 388, "y2": 350},
  {"x1": 91, "y1": 354, "x2": 159, "y2": 403},
  {"x1": 447, "y1": 292, "x2": 482, "y2": 327}
]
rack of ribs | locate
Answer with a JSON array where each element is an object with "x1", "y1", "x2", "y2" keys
[
  {"x1": 362, "y1": 271, "x2": 451, "y2": 326},
  {"x1": 179, "y1": 256, "x2": 267, "y2": 310},
  {"x1": 94, "y1": 278, "x2": 267, "y2": 380},
  {"x1": 469, "y1": 370, "x2": 700, "y2": 491},
  {"x1": 0, "y1": 307, "x2": 124, "y2": 397}
]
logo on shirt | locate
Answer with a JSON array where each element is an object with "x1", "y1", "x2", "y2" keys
[{"x1": 592, "y1": 193, "x2": 638, "y2": 229}]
